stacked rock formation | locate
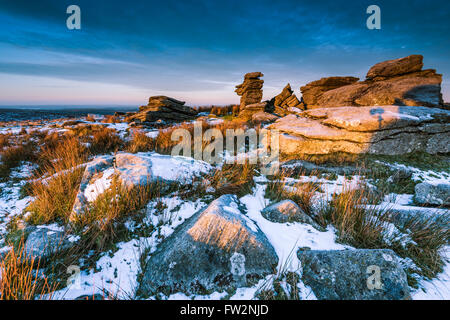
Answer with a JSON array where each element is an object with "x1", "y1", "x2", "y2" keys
[
  {"x1": 235, "y1": 72, "x2": 264, "y2": 111},
  {"x1": 300, "y1": 55, "x2": 443, "y2": 108},
  {"x1": 267, "y1": 83, "x2": 304, "y2": 116},
  {"x1": 126, "y1": 96, "x2": 198, "y2": 123},
  {"x1": 237, "y1": 102, "x2": 267, "y2": 121},
  {"x1": 267, "y1": 105, "x2": 450, "y2": 157}
]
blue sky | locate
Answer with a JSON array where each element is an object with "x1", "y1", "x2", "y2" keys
[{"x1": 0, "y1": 0, "x2": 448, "y2": 106}]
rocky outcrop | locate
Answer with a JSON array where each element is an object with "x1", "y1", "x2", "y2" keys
[
  {"x1": 366, "y1": 54, "x2": 424, "y2": 80},
  {"x1": 139, "y1": 195, "x2": 278, "y2": 296},
  {"x1": 268, "y1": 84, "x2": 304, "y2": 116},
  {"x1": 268, "y1": 105, "x2": 450, "y2": 156},
  {"x1": 126, "y1": 96, "x2": 198, "y2": 123},
  {"x1": 251, "y1": 111, "x2": 279, "y2": 124},
  {"x1": 415, "y1": 182, "x2": 450, "y2": 207},
  {"x1": 237, "y1": 102, "x2": 267, "y2": 121},
  {"x1": 301, "y1": 77, "x2": 359, "y2": 107},
  {"x1": 300, "y1": 55, "x2": 443, "y2": 108},
  {"x1": 235, "y1": 72, "x2": 264, "y2": 111},
  {"x1": 298, "y1": 249, "x2": 411, "y2": 300}
]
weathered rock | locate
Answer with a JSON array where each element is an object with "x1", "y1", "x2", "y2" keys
[
  {"x1": 251, "y1": 111, "x2": 279, "y2": 124},
  {"x1": 127, "y1": 95, "x2": 197, "y2": 123},
  {"x1": 415, "y1": 182, "x2": 450, "y2": 207},
  {"x1": 298, "y1": 249, "x2": 411, "y2": 300},
  {"x1": 261, "y1": 200, "x2": 321, "y2": 229},
  {"x1": 300, "y1": 55, "x2": 443, "y2": 108},
  {"x1": 268, "y1": 83, "x2": 304, "y2": 116},
  {"x1": 281, "y1": 159, "x2": 369, "y2": 176},
  {"x1": 237, "y1": 102, "x2": 267, "y2": 121},
  {"x1": 24, "y1": 226, "x2": 75, "y2": 260},
  {"x1": 366, "y1": 54, "x2": 424, "y2": 80},
  {"x1": 317, "y1": 70, "x2": 443, "y2": 108},
  {"x1": 139, "y1": 195, "x2": 278, "y2": 296},
  {"x1": 71, "y1": 153, "x2": 212, "y2": 219},
  {"x1": 268, "y1": 105, "x2": 450, "y2": 156},
  {"x1": 244, "y1": 72, "x2": 264, "y2": 80},
  {"x1": 387, "y1": 206, "x2": 449, "y2": 230},
  {"x1": 301, "y1": 77, "x2": 359, "y2": 107},
  {"x1": 72, "y1": 155, "x2": 114, "y2": 215},
  {"x1": 387, "y1": 168, "x2": 413, "y2": 184},
  {"x1": 235, "y1": 72, "x2": 264, "y2": 110}
]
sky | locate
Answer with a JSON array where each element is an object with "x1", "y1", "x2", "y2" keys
[{"x1": 0, "y1": 0, "x2": 449, "y2": 106}]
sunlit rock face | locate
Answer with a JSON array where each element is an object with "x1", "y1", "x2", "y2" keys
[
  {"x1": 300, "y1": 55, "x2": 443, "y2": 109},
  {"x1": 235, "y1": 72, "x2": 264, "y2": 111},
  {"x1": 267, "y1": 83, "x2": 304, "y2": 116},
  {"x1": 237, "y1": 102, "x2": 267, "y2": 121},
  {"x1": 268, "y1": 105, "x2": 450, "y2": 156},
  {"x1": 139, "y1": 195, "x2": 278, "y2": 296}
]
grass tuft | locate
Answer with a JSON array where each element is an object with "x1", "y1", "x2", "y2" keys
[{"x1": 0, "y1": 239, "x2": 55, "y2": 300}]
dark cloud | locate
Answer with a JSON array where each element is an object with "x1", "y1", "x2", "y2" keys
[{"x1": 0, "y1": 0, "x2": 449, "y2": 103}]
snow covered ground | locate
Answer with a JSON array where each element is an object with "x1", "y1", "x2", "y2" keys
[{"x1": 0, "y1": 116, "x2": 448, "y2": 300}]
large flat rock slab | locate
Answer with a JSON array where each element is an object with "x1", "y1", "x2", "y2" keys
[{"x1": 268, "y1": 106, "x2": 450, "y2": 156}]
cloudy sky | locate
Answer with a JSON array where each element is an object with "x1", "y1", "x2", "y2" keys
[{"x1": 0, "y1": 0, "x2": 448, "y2": 106}]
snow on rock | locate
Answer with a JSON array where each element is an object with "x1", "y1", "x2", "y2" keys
[
  {"x1": 146, "y1": 152, "x2": 212, "y2": 182},
  {"x1": 240, "y1": 184, "x2": 349, "y2": 274},
  {"x1": 52, "y1": 197, "x2": 206, "y2": 300},
  {"x1": 71, "y1": 152, "x2": 212, "y2": 219},
  {"x1": 138, "y1": 194, "x2": 278, "y2": 296},
  {"x1": 414, "y1": 182, "x2": 450, "y2": 206}
]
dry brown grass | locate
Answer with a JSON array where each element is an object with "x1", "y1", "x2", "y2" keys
[
  {"x1": 209, "y1": 162, "x2": 257, "y2": 197},
  {"x1": 89, "y1": 127, "x2": 124, "y2": 154},
  {"x1": 73, "y1": 177, "x2": 165, "y2": 251},
  {"x1": 126, "y1": 130, "x2": 156, "y2": 153},
  {"x1": 85, "y1": 114, "x2": 96, "y2": 122},
  {"x1": 102, "y1": 115, "x2": 120, "y2": 124},
  {"x1": 318, "y1": 184, "x2": 389, "y2": 248},
  {"x1": 0, "y1": 142, "x2": 36, "y2": 179},
  {"x1": 393, "y1": 214, "x2": 450, "y2": 279},
  {"x1": 265, "y1": 169, "x2": 321, "y2": 216},
  {"x1": 0, "y1": 239, "x2": 55, "y2": 300},
  {"x1": 319, "y1": 183, "x2": 449, "y2": 279},
  {"x1": 160, "y1": 119, "x2": 250, "y2": 155},
  {"x1": 0, "y1": 133, "x2": 11, "y2": 149},
  {"x1": 26, "y1": 137, "x2": 88, "y2": 225}
]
